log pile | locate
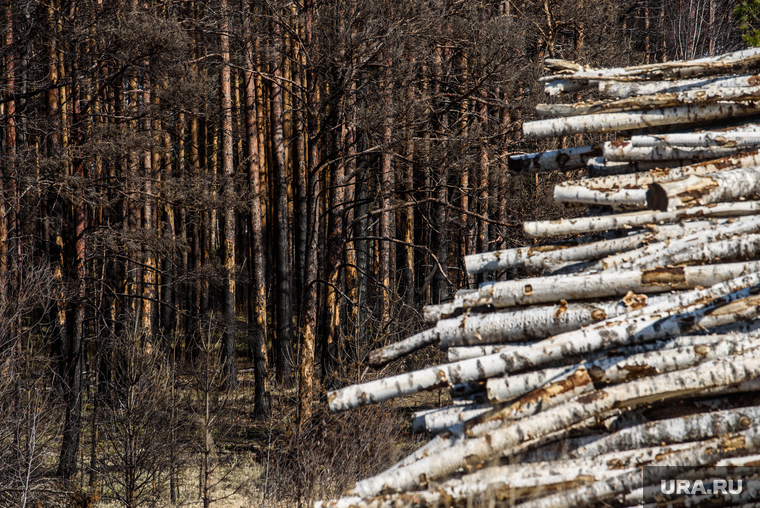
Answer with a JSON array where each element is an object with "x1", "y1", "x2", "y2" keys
[{"x1": 317, "y1": 48, "x2": 760, "y2": 508}]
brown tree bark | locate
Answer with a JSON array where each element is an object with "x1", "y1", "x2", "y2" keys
[
  {"x1": 220, "y1": 0, "x2": 238, "y2": 389},
  {"x1": 243, "y1": 0, "x2": 270, "y2": 416},
  {"x1": 271, "y1": 15, "x2": 294, "y2": 386}
]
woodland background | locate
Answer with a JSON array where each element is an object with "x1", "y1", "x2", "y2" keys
[{"x1": 0, "y1": 0, "x2": 751, "y2": 506}]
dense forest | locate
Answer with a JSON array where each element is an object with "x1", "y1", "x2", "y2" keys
[{"x1": 0, "y1": 0, "x2": 748, "y2": 506}]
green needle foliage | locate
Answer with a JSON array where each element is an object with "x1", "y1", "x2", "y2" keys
[{"x1": 736, "y1": 0, "x2": 760, "y2": 46}]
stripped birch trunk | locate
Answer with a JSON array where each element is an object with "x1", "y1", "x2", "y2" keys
[
  {"x1": 553, "y1": 185, "x2": 647, "y2": 209},
  {"x1": 599, "y1": 75, "x2": 760, "y2": 98},
  {"x1": 537, "y1": 86, "x2": 760, "y2": 117},
  {"x1": 541, "y1": 47, "x2": 760, "y2": 82},
  {"x1": 351, "y1": 354, "x2": 760, "y2": 497},
  {"x1": 329, "y1": 271, "x2": 760, "y2": 411},
  {"x1": 590, "y1": 215, "x2": 760, "y2": 270},
  {"x1": 524, "y1": 201, "x2": 760, "y2": 237},
  {"x1": 586, "y1": 156, "x2": 695, "y2": 176},
  {"x1": 464, "y1": 229, "x2": 638, "y2": 274},
  {"x1": 524, "y1": 103, "x2": 760, "y2": 139},
  {"x1": 634, "y1": 234, "x2": 760, "y2": 270},
  {"x1": 431, "y1": 286, "x2": 717, "y2": 351},
  {"x1": 448, "y1": 344, "x2": 533, "y2": 361},
  {"x1": 545, "y1": 78, "x2": 595, "y2": 96},
  {"x1": 368, "y1": 328, "x2": 440, "y2": 366},
  {"x1": 632, "y1": 130, "x2": 760, "y2": 147},
  {"x1": 572, "y1": 405, "x2": 760, "y2": 459},
  {"x1": 515, "y1": 425, "x2": 760, "y2": 508},
  {"x1": 485, "y1": 335, "x2": 758, "y2": 404},
  {"x1": 647, "y1": 166, "x2": 760, "y2": 211},
  {"x1": 508, "y1": 145, "x2": 602, "y2": 174},
  {"x1": 467, "y1": 221, "x2": 717, "y2": 274},
  {"x1": 472, "y1": 261, "x2": 760, "y2": 309},
  {"x1": 560, "y1": 149, "x2": 760, "y2": 193},
  {"x1": 603, "y1": 140, "x2": 746, "y2": 161}
]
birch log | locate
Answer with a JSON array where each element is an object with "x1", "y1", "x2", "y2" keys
[
  {"x1": 554, "y1": 185, "x2": 648, "y2": 209},
  {"x1": 537, "y1": 86, "x2": 760, "y2": 117},
  {"x1": 647, "y1": 166, "x2": 760, "y2": 211},
  {"x1": 328, "y1": 272, "x2": 760, "y2": 412},
  {"x1": 634, "y1": 234, "x2": 760, "y2": 270},
  {"x1": 572, "y1": 406, "x2": 760, "y2": 459},
  {"x1": 524, "y1": 201, "x2": 760, "y2": 237},
  {"x1": 545, "y1": 78, "x2": 595, "y2": 96},
  {"x1": 603, "y1": 140, "x2": 745, "y2": 162},
  {"x1": 589, "y1": 215, "x2": 760, "y2": 270},
  {"x1": 460, "y1": 331, "x2": 748, "y2": 362},
  {"x1": 464, "y1": 229, "x2": 641, "y2": 274},
  {"x1": 523, "y1": 103, "x2": 760, "y2": 139},
  {"x1": 507, "y1": 144, "x2": 602, "y2": 174},
  {"x1": 467, "y1": 221, "x2": 719, "y2": 275},
  {"x1": 447, "y1": 344, "x2": 531, "y2": 362},
  {"x1": 515, "y1": 426, "x2": 760, "y2": 508},
  {"x1": 486, "y1": 336, "x2": 760, "y2": 405},
  {"x1": 560, "y1": 149, "x2": 760, "y2": 193},
  {"x1": 541, "y1": 47, "x2": 760, "y2": 82},
  {"x1": 367, "y1": 328, "x2": 439, "y2": 367},
  {"x1": 474, "y1": 261, "x2": 760, "y2": 308},
  {"x1": 632, "y1": 130, "x2": 760, "y2": 148},
  {"x1": 586, "y1": 156, "x2": 695, "y2": 177},
  {"x1": 599, "y1": 75, "x2": 760, "y2": 98},
  {"x1": 351, "y1": 354, "x2": 760, "y2": 497}
]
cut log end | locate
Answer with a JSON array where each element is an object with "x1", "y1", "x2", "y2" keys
[{"x1": 646, "y1": 184, "x2": 669, "y2": 211}]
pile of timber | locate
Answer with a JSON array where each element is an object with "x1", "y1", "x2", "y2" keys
[{"x1": 317, "y1": 48, "x2": 760, "y2": 508}]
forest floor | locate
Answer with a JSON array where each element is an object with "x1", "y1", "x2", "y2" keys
[{"x1": 89, "y1": 352, "x2": 442, "y2": 508}]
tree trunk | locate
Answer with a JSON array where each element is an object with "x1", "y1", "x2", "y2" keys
[
  {"x1": 271, "y1": 16, "x2": 293, "y2": 386},
  {"x1": 220, "y1": 0, "x2": 237, "y2": 389},
  {"x1": 242, "y1": 0, "x2": 269, "y2": 417},
  {"x1": 298, "y1": 0, "x2": 319, "y2": 426}
]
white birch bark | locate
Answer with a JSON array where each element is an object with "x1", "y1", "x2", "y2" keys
[
  {"x1": 554, "y1": 185, "x2": 648, "y2": 209},
  {"x1": 516, "y1": 425, "x2": 760, "y2": 508},
  {"x1": 599, "y1": 75, "x2": 760, "y2": 98},
  {"x1": 524, "y1": 201, "x2": 760, "y2": 237},
  {"x1": 459, "y1": 331, "x2": 746, "y2": 362},
  {"x1": 351, "y1": 354, "x2": 760, "y2": 497},
  {"x1": 590, "y1": 215, "x2": 760, "y2": 270},
  {"x1": 647, "y1": 166, "x2": 760, "y2": 211},
  {"x1": 414, "y1": 403, "x2": 492, "y2": 434},
  {"x1": 328, "y1": 272, "x2": 760, "y2": 412},
  {"x1": 572, "y1": 405, "x2": 760, "y2": 459},
  {"x1": 634, "y1": 234, "x2": 760, "y2": 270},
  {"x1": 486, "y1": 335, "x2": 759, "y2": 406},
  {"x1": 367, "y1": 328, "x2": 439, "y2": 367},
  {"x1": 545, "y1": 78, "x2": 595, "y2": 95},
  {"x1": 467, "y1": 221, "x2": 717, "y2": 274},
  {"x1": 476, "y1": 261, "x2": 760, "y2": 308},
  {"x1": 541, "y1": 47, "x2": 760, "y2": 82},
  {"x1": 560, "y1": 149, "x2": 760, "y2": 193},
  {"x1": 586, "y1": 156, "x2": 695, "y2": 177},
  {"x1": 448, "y1": 344, "x2": 530, "y2": 362},
  {"x1": 464, "y1": 229, "x2": 639, "y2": 274},
  {"x1": 434, "y1": 299, "x2": 626, "y2": 349},
  {"x1": 538, "y1": 86, "x2": 760, "y2": 117},
  {"x1": 632, "y1": 129, "x2": 760, "y2": 147},
  {"x1": 523, "y1": 103, "x2": 760, "y2": 139},
  {"x1": 603, "y1": 140, "x2": 745, "y2": 162},
  {"x1": 508, "y1": 144, "x2": 603, "y2": 174}
]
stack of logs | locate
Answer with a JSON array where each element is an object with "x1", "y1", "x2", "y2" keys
[{"x1": 318, "y1": 48, "x2": 760, "y2": 508}]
